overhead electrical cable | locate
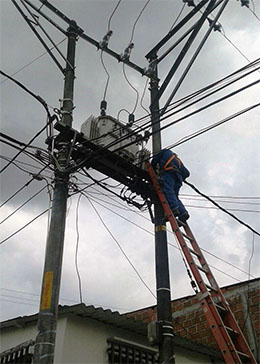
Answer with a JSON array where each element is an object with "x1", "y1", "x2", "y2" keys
[
  {"x1": 180, "y1": 196, "x2": 260, "y2": 206},
  {"x1": 82, "y1": 63, "x2": 260, "y2": 161},
  {"x1": 184, "y1": 204, "x2": 259, "y2": 214},
  {"x1": 82, "y1": 192, "x2": 156, "y2": 299},
  {"x1": 122, "y1": 63, "x2": 139, "y2": 115},
  {"x1": 75, "y1": 194, "x2": 83, "y2": 304},
  {"x1": 0, "y1": 138, "x2": 53, "y2": 172},
  {"x1": 0, "y1": 155, "x2": 53, "y2": 178},
  {"x1": 181, "y1": 193, "x2": 260, "y2": 200},
  {"x1": 129, "y1": 0, "x2": 151, "y2": 45},
  {"x1": 0, "y1": 71, "x2": 55, "y2": 173},
  {"x1": 0, "y1": 185, "x2": 47, "y2": 225},
  {"x1": 166, "y1": 101, "x2": 260, "y2": 149},
  {"x1": 107, "y1": 0, "x2": 122, "y2": 32},
  {"x1": 83, "y1": 58, "x2": 260, "y2": 151},
  {"x1": 169, "y1": 3, "x2": 186, "y2": 31},
  {"x1": 0, "y1": 208, "x2": 49, "y2": 245},
  {"x1": 100, "y1": 51, "x2": 110, "y2": 101},
  {"x1": 0, "y1": 39, "x2": 66, "y2": 85},
  {"x1": 184, "y1": 181, "x2": 260, "y2": 236},
  {"x1": 79, "y1": 96, "x2": 260, "y2": 173},
  {"x1": 0, "y1": 164, "x2": 50, "y2": 208},
  {"x1": 12, "y1": 0, "x2": 65, "y2": 74},
  {"x1": 80, "y1": 190, "x2": 255, "y2": 281}
]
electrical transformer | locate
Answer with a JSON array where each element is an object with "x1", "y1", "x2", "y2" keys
[{"x1": 81, "y1": 115, "x2": 150, "y2": 168}]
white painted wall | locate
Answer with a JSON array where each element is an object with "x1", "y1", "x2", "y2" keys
[{"x1": 0, "y1": 314, "x2": 216, "y2": 363}]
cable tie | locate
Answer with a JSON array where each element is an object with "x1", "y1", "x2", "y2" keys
[
  {"x1": 120, "y1": 43, "x2": 134, "y2": 62},
  {"x1": 99, "y1": 30, "x2": 113, "y2": 49}
]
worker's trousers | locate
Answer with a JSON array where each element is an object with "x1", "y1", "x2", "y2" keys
[{"x1": 161, "y1": 172, "x2": 188, "y2": 217}]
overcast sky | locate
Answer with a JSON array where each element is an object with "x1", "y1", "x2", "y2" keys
[{"x1": 0, "y1": 0, "x2": 260, "y2": 323}]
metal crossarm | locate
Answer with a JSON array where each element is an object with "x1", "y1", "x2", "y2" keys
[{"x1": 145, "y1": 161, "x2": 257, "y2": 364}]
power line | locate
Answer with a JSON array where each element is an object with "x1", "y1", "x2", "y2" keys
[
  {"x1": 181, "y1": 193, "x2": 260, "y2": 200},
  {"x1": 107, "y1": 0, "x2": 122, "y2": 32},
  {"x1": 185, "y1": 204, "x2": 260, "y2": 213},
  {"x1": 0, "y1": 185, "x2": 47, "y2": 225},
  {"x1": 184, "y1": 181, "x2": 260, "y2": 236},
  {"x1": 181, "y1": 196, "x2": 260, "y2": 206},
  {"x1": 0, "y1": 164, "x2": 51, "y2": 209},
  {"x1": 82, "y1": 192, "x2": 156, "y2": 299},
  {"x1": 129, "y1": 0, "x2": 151, "y2": 44},
  {"x1": 75, "y1": 194, "x2": 83, "y2": 304},
  {"x1": 0, "y1": 38, "x2": 66, "y2": 85},
  {"x1": 79, "y1": 189, "x2": 256, "y2": 280},
  {"x1": 0, "y1": 70, "x2": 51, "y2": 118},
  {"x1": 0, "y1": 288, "x2": 133, "y2": 312},
  {"x1": 0, "y1": 208, "x2": 49, "y2": 245}
]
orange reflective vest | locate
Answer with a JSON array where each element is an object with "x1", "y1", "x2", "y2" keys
[{"x1": 163, "y1": 153, "x2": 181, "y2": 171}]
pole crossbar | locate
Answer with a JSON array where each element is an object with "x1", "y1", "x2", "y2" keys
[{"x1": 36, "y1": 0, "x2": 146, "y2": 76}]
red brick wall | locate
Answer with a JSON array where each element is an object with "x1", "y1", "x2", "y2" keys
[{"x1": 128, "y1": 279, "x2": 260, "y2": 355}]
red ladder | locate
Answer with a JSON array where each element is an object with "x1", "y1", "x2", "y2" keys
[{"x1": 146, "y1": 161, "x2": 256, "y2": 364}]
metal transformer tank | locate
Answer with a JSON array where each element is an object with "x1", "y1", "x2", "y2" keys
[{"x1": 81, "y1": 115, "x2": 150, "y2": 167}]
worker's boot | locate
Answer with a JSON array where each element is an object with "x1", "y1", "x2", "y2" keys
[
  {"x1": 164, "y1": 208, "x2": 179, "y2": 222},
  {"x1": 178, "y1": 212, "x2": 190, "y2": 224}
]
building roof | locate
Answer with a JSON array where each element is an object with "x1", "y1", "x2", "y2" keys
[{"x1": 0, "y1": 303, "x2": 223, "y2": 360}]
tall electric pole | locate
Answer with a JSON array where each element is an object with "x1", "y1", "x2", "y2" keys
[
  {"x1": 149, "y1": 56, "x2": 175, "y2": 364},
  {"x1": 33, "y1": 25, "x2": 77, "y2": 364}
]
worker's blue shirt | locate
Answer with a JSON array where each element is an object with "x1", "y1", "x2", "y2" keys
[{"x1": 151, "y1": 149, "x2": 190, "y2": 183}]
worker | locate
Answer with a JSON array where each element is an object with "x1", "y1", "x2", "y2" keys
[{"x1": 151, "y1": 149, "x2": 190, "y2": 223}]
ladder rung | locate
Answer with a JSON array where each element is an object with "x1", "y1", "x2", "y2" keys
[
  {"x1": 205, "y1": 283, "x2": 218, "y2": 292},
  {"x1": 215, "y1": 303, "x2": 227, "y2": 313},
  {"x1": 189, "y1": 248, "x2": 201, "y2": 258},
  {"x1": 196, "y1": 264, "x2": 208, "y2": 274},
  {"x1": 225, "y1": 325, "x2": 238, "y2": 336},
  {"x1": 182, "y1": 232, "x2": 193, "y2": 241},
  {"x1": 237, "y1": 351, "x2": 250, "y2": 359}
]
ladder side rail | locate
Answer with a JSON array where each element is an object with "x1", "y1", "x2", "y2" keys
[
  {"x1": 145, "y1": 162, "x2": 257, "y2": 364},
  {"x1": 184, "y1": 224, "x2": 228, "y2": 304},
  {"x1": 184, "y1": 225, "x2": 257, "y2": 362},
  {"x1": 145, "y1": 162, "x2": 213, "y2": 295}
]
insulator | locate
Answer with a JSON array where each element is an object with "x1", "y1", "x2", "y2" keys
[
  {"x1": 128, "y1": 113, "x2": 135, "y2": 126},
  {"x1": 121, "y1": 43, "x2": 134, "y2": 62},
  {"x1": 99, "y1": 30, "x2": 113, "y2": 49},
  {"x1": 100, "y1": 100, "x2": 107, "y2": 116}
]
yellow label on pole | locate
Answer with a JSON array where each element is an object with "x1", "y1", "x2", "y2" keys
[
  {"x1": 41, "y1": 271, "x2": 53, "y2": 310},
  {"x1": 155, "y1": 225, "x2": 166, "y2": 232}
]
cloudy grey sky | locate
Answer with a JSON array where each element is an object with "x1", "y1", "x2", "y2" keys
[{"x1": 0, "y1": 0, "x2": 259, "y2": 322}]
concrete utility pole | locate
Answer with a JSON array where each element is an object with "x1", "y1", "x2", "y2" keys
[
  {"x1": 149, "y1": 57, "x2": 175, "y2": 364},
  {"x1": 33, "y1": 26, "x2": 77, "y2": 364}
]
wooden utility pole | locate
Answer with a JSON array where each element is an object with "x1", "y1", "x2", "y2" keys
[
  {"x1": 149, "y1": 56, "x2": 175, "y2": 364},
  {"x1": 33, "y1": 26, "x2": 77, "y2": 364}
]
